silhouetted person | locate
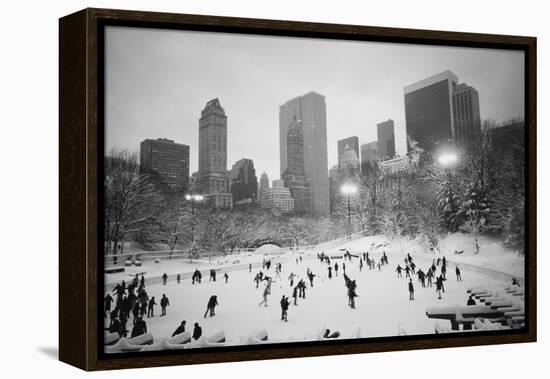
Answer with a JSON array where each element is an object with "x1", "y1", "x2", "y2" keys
[
  {"x1": 280, "y1": 295, "x2": 290, "y2": 322},
  {"x1": 512, "y1": 278, "x2": 521, "y2": 287},
  {"x1": 396, "y1": 265, "x2": 403, "y2": 278},
  {"x1": 307, "y1": 271, "x2": 316, "y2": 287},
  {"x1": 224, "y1": 273, "x2": 229, "y2": 283},
  {"x1": 177, "y1": 274, "x2": 181, "y2": 284},
  {"x1": 147, "y1": 296, "x2": 157, "y2": 317},
  {"x1": 162, "y1": 273, "x2": 168, "y2": 285},
  {"x1": 409, "y1": 279, "x2": 415, "y2": 300},
  {"x1": 334, "y1": 263, "x2": 339, "y2": 277},
  {"x1": 292, "y1": 286, "x2": 298, "y2": 305},
  {"x1": 327, "y1": 266, "x2": 332, "y2": 279},
  {"x1": 104, "y1": 294, "x2": 113, "y2": 317},
  {"x1": 160, "y1": 294, "x2": 170, "y2": 316},
  {"x1": 455, "y1": 266, "x2": 462, "y2": 281},
  {"x1": 249, "y1": 263, "x2": 252, "y2": 273},
  {"x1": 131, "y1": 316, "x2": 147, "y2": 338},
  {"x1": 204, "y1": 295, "x2": 218, "y2": 317},
  {"x1": 467, "y1": 295, "x2": 476, "y2": 306},
  {"x1": 172, "y1": 321, "x2": 186, "y2": 337},
  {"x1": 192, "y1": 322, "x2": 202, "y2": 340}
]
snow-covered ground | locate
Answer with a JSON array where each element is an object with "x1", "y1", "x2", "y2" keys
[{"x1": 104, "y1": 234, "x2": 524, "y2": 352}]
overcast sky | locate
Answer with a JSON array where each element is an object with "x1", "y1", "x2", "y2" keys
[{"x1": 105, "y1": 26, "x2": 524, "y2": 183}]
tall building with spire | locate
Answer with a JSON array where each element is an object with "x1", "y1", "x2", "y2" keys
[
  {"x1": 337, "y1": 136, "x2": 359, "y2": 169},
  {"x1": 282, "y1": 116, "x2": 311, "y2": 214},
  {"x1": 279, "y1": 91, "x2": 329, "y2": 215},
  {"x1": 198, "y1": 98, "x2": 232, "y2": 209}
]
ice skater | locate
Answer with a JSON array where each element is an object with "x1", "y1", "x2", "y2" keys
[
  {"x1": 224, "y1": 273, "x2": 229, "y2": 283},
  {"x1": 408, "y1": 279, "x2": 415, "y2": 300},
  {"x1": 131, "y1": 316, "x2": 147, "y2": 338},
  {"x1": 258, "y1": 284, "x2": 270, "y2": 307},
  {"x1": 396, "y1": 264, "x2": 403, "y2": 278},
  {"x1": 204, "y1": 295, "x2": 219, "y2": 317},
  {"x1": 162, "y1": 273, "x2": 168, "y2": 285},
  {"x1": 288, "y1": 272, "x2": 296, "y2": 287},
  {"x1": 455, "y1": 266, "x2": 462, "y2": 281},
  {"x1": 147, "y1": 296, "x2": 157, "y2": 317},
  {"x1": 280, "y1": 295, "x2": 290, "y2": 322},
  {"x1": 160, "y1": 294, "x2": 169, "y2": 316},
  {"x1": 104, "y1": 293, "x2": 113, "y2": 317}
]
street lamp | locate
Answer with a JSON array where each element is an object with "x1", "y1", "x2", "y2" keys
[
  {"x1": 185, "y1": 194, "x2": 204, "y2": 246},
  {"x1": 341, "y1": 183, "x2": 358, "y2": 239},
  {"x1": 436, "y1": 151, "x2": 459, "y2": 168}
]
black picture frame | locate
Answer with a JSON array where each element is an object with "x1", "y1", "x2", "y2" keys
[{"x1": 59, "y1": 8, "x2": 536, "y2": 371}]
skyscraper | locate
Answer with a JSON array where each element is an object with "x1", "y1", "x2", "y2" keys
[
  {"x1": 337, "y1": 136, "x2": 359, "y2": 169},
  {"x1": 259, "y1": 171, "x2": 269, "y2": 202},
  {"x1": 279, "y1": 91, "x2": 330, "y2": 215},
  {"x1": 229, "y1": 158, "x2": 258, "y2": 205},
  {"x1": 404, "y1": 70, "x2": 458, "y2": 152},
  {"x1": 452, "y1": 83, "x2": 481, "y2": 143},
  {"x1": 198, "y1": 98, "x2": 232, "y2": 209},
  {"x1": 377, "y1": 119, "x2": 396, "y2": 160},
  {"x1": 360, "y1": 141, "x2": 378, "y2": 176},
  {"x1": 139, "y1": 138, "x2": 190, "y2": 193},
  {"x1": 282, "y1": 116, "x2": 311, "y2": 214}
]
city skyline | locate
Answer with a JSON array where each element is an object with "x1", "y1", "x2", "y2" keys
[{"x1": 105, "y1": 26, "x2": 524, "y2": 183}]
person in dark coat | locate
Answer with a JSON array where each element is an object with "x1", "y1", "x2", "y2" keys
[
  {"x1": 160, "y1": 294, "x2": 170, "y2": 316},
  {"x1": 104, "y1": 294, "x2": 113, "y2": 317},
  {"x1": 140, "y1": 274, "x2": 145, "y2": 288},
  {"x1": 408, "y1": 279, "x2": 415, "y2": 300},
  {"x1": 192, "y1": 322, "x2": 202, "y2": 340},
  {"x1": 427, "y1": 268, "x2": 434, "y2": 287},
  {"x1": 348, "y1": 288, "x2": 357, "y2": 309},
  {"x1": 131, "y1": 316, "x2": 147, "y2": 338},
  {"x1": 327, "y1": 266, "x2": 333, "y2": 279},
  {"x1": 342, "y1": 262, "x2": 346, "y2": 274},
  {"x1": 455, "y1": 266, "x2": 462, "y2": 281},
  {"x1": 224, "y1": 273, "x2": 229, "y2": 283},
  {"x1": 172, "y1": 321, "x2": 186, "y2": 337},
  {"x1": 132, "y1": 301, "x2": 140, "y2": 323},
  {"x1": 280, "y1": 295, "x2": 290, "y2": 322},
  {"x1": 147, "y1": 296, "x2": 157, "y2": 317},
  {"x1": 292, "y1": 286, "x2": 298, "y2": 305},
  {"x1": 467, "y1": 295, "x2": 476, "y2": 306},
  {"x1": 204, "y1": 295, "x2": 219, "y2": 317},
  {"x1": 249, "y1": 263, "x2": 252, "y2": 273},
  {"x1": 307, "y1": 271, "x2": 316, "y2": 287},
  {"x1": 405, "y1": 265, "x2": 411, "y2": 279},
  {"x1": 177, "y1": 273, "x2": 181, "y2": 284},
  {"x1": 396, "y1": 265, "x2": 403, "y2": 278},
  {"x1": 334, "y1": 262, "x2": 339, "y2": 277},
  {"x1": 162, "y1": 273, "x2": 168, "y2": 285}
]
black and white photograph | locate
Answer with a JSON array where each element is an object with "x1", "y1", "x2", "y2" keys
[{"x1": 101, "y1": 25, "x2": 527, "y2": 354}]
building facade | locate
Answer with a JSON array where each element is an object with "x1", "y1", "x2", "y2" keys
[
  {"x1": 404, "y1": 71, "x2": 458, "y2": 153},
  {"x1": 379, "y1": 154, "x2": 420, "y2": 176},
  {"x1": 198, "y1": 98, "x2": 232, "y2": 209},
  {"x1": 258, "y1": 171, "x2": 269, "y2": 203},
  {"x1": 260, "y1": 179, "x2": 294, "y2": 214},
  {"x1": 229, "y1": 158, "x2": 258, "y2": 206},
  {"x1": 452, "y1": 83, "x2": 481, "y2": 144},
  {"x1": 360, "y1": 141, "x2": 378, "y2": 176},
  {"x1": 377, "y1": 119, "x2": 396, "y2": 160},
  {"x1": 282, "y1": 116, "x2": 311, "y2": 214},
  {"x1": 279, "y1": 91, "x2": 330, "y2": 215},
  {"x1": 337, "y1": 136, "x2": 359, "y2": 169},
  {"x1": 139, "y1": 138, "x2": 190, "y2": 193}
]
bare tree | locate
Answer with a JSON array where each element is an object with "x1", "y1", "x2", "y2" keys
[{"x1": 104, "y1": 149, "x2": 160, "y2": 263}]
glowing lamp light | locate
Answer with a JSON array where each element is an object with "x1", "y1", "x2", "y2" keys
[
  {"x1": 185, "y1": 194, "x2": 204, "y2": 201},
  {"x1": 437, "y1": 151, "x2": 459, "y2": 167},
  {"x1": 340, "y1": 183, "x2": 358, "y2": 196}
]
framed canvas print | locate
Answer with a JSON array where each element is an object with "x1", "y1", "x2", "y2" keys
[{"x1": 59, "y1": 8, "x2": 536, "y2": 371}]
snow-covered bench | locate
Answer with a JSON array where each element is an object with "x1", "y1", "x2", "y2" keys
[{"x1": 426, "y1": 305, "x2": 504, "y2": 330}]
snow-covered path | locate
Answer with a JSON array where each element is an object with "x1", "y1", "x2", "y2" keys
[{"x1": 104, "y1": 235, "x2": 520, "y2": 351}]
